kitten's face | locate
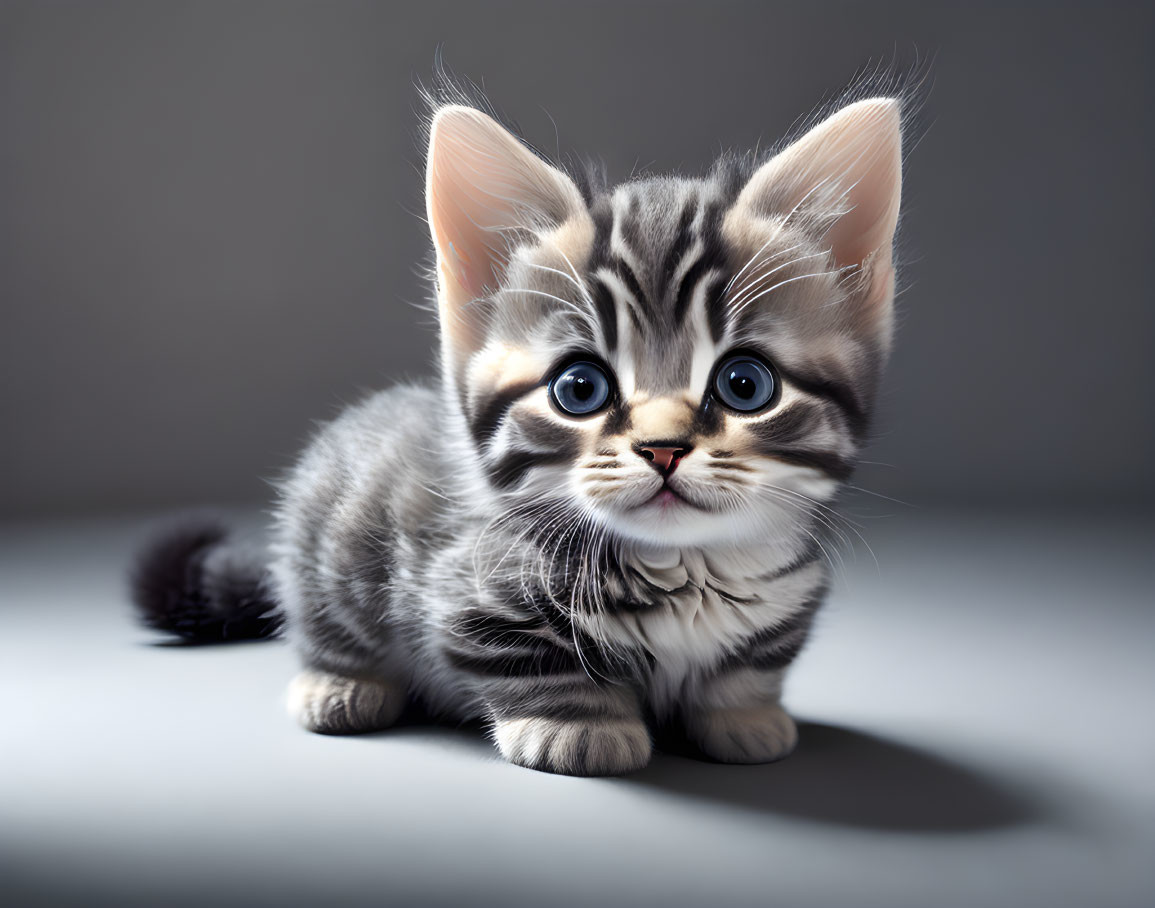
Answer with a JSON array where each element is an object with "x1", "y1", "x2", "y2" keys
[{"x1": 428, "y1": 102, "x2": 901, "y2": 548}]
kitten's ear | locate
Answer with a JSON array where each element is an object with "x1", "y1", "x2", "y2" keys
[
  {"x1": 426, "y1": 105, "x2": 585, "y2": 341},
  {"x1": 737, "y1": 97, "x2": 902, "y2": 284}
]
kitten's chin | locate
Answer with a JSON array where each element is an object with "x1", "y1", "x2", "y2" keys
[{"x1": 587, "y1": 496, "x2": 764, "y2": 548}]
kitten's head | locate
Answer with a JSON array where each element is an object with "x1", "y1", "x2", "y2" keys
[{"x1": 426, "y1": 98, "x2": 902, "y2": 548}]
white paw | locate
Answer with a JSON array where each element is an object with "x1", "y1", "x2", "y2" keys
[
  {"x1": 685, "y1": 702, "x2": 798, "y2": 764},
  {"x1": 493, "y1": 715, "x2": 652, "y2": 776},
  {"x1": 287, "y1": 670, "x2": 405, "y2": 735}
]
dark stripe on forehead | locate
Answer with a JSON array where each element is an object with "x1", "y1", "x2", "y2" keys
[
  {"x1": 590, "y1": 278, "x2": 618, "y2": 352},
  {"x1": 589, "y1": 197, "x2": 613, "y2": 265},
  {"x1": 619, "y1": 192, "x2": 644, "y2": 254},
  {"x1": 672, "y1": 255, "x2": 712, "y2": 324},
  {"x1": 586, "y1": 183, "x2": 734, "y2": 369},
  {"x1": 672, "y1": 200, "x2": 727, "y2": 324},
  {"x1": 613, "y1": 257, "x2": 648, "y2": 329},
  {"x1": 659, "y1": 201, "x2": 698, "y2": 292},
  {"x1": 704, "y1": 273, "x2": 730, "y2": 343}
]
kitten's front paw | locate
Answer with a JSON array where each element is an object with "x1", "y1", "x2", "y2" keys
[
  {"x1": 287, "y1": 669, "x2": 405, "y2": 735},
  {"x1": 684, "y1": 702, "x2": 798, "y2": 764},
  {"x1": 493, "y1": 716, "x2": 652, "y2": 776}
]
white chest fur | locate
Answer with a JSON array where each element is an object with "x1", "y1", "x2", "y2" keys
[{"x1": 581, "y1": 541, "x2": 825, "y2": 709}]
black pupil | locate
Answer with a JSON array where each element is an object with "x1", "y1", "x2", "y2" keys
[
  {"x1": 572, "y1": 376, "x2": 594, "y2": 401},
  {"x1": 728, "y1": 370, "x2": 757, "y2": 400}
]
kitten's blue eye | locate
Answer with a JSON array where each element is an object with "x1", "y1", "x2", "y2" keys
[
  {"x1": 549, "y1": 361, "x2": 613, "y2": 416},
  {"x1": 712, "y1": 354, "x2": 777, "y2": 412}
]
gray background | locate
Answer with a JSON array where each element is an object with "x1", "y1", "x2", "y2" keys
[
  {"x1": 3, "y1": 4, "x2": 1154, "y2": 908},
  {"x1": 2, "y1": 0, "x2": 1152, "y2": 519}
]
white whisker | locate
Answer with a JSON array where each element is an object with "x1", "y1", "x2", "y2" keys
[
  {"x1": 730, "y1": 269, "x2": 845, "y2": 317},
  {"x1": 726, "y1": 250, "x2": 829, "y2": 312}
]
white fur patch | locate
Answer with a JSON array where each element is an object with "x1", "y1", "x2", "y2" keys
[
  {"x1": 287, "y1": 669, "x2": 405, "y2": 735},
  {"x1": 493, "y1": 715, "x2": 652, "y2": 776},
  {"x1": 684, "y1": 701, "x2": 798, "y2": 763},
  {"x1": 582, "y1": 542, "x2": 824, "y2": 713}
]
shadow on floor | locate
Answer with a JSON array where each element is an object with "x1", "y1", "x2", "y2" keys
[
  {"x1": 628, "y1": 721, "x2": 1035, "y2": 832},
  {"x1": 370, "y1": 713, "x2": 1034, "y2": 832}
]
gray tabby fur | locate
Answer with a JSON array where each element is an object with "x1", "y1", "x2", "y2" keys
[{"x1": 271, "y1": 91, "x2": 906, "y2": 776}]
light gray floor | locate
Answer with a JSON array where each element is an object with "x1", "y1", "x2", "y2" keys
[{"x1": 2, "y1": 509, "x2": 1152, "y2": 908}]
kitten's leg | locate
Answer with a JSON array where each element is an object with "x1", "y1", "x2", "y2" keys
[
  {"x1": 283, "y1": 603, "x2": 407, "y2": 735},
  {"x1": 681, "y1": 666, "x2": 798, "y2": 764},
  {"x1": 450, "y1": 611, "x2": 650, "y2": 775},
  {"x1": 273, "y1": 462, "x2": 410, "y2": 735},
  {"x1": 281, "y1": 602, "x2": 406, "y2": 735},
  {"x1": 485, "y1": 683, "x2": 651, "y2": 776},
  {"x1": 489, "y1": 683, "x2": 651, "y2": 776},
  {"x1": 681, "y1": 603, "x2": 818, "y2": 763},
  {"x1": 287, "y1": 668, "x2": 405, "y2": 735},
  {"x1": 276, "y1": 552, "x2": 407, "y2": 736}
]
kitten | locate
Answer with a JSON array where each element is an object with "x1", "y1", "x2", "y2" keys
[{"x1": 133, "y1": 91, "x2": 904, "y2": 776}]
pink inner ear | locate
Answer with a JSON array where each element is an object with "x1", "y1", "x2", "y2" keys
[
  {"x1": 738, "y1": 98, "x2": 903, "y2": 269},
  {"x1": 427, "y1": 173, "x2": 499, "y2": 302},
  {"x1": 426, "y1": 106, "x2": 582, "y2": 306},
  {"x1": 426, "y1": 122, "x2": 513, "y2": 301}
]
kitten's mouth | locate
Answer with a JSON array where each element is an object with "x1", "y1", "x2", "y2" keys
[{"x1": 641, "y1": 483, "x2": 701, "y2": 511}]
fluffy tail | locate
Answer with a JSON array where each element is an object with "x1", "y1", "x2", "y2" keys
[{"x1": 130, "y1": 515, "x2": 282, "y2": 644}]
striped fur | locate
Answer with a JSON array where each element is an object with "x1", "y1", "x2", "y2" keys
[{"x1": 267, "y1": 95, "x2": 905, "y2": 775}]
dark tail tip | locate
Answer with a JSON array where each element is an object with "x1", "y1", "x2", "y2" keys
[{"x1": 130, "y1": 514, "x2": 282, "y2": 644}]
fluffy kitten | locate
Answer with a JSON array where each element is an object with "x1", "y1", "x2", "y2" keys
[{"x1": 133, "y1": 91, "x2": 904, "y2": 776}]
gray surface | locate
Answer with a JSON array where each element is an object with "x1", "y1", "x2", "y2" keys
[
  {"x1": 3, "y1": 0, "x2": 1154, "y2": 518},
  {"x1": 2, "y1": 510, "x2": 1152, "y2": 907},
  {"x1": 3, "y1": 3, "x2": 1153, "y2": 903}
]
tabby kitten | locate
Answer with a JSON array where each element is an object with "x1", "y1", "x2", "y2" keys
[{"x1": 134, "y1": 93, "x2": 904, "y2": 776}]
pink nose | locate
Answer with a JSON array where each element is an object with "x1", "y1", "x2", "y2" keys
[{"x1": 635, "y1": 444, "x2": 692, "y2": 476}]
